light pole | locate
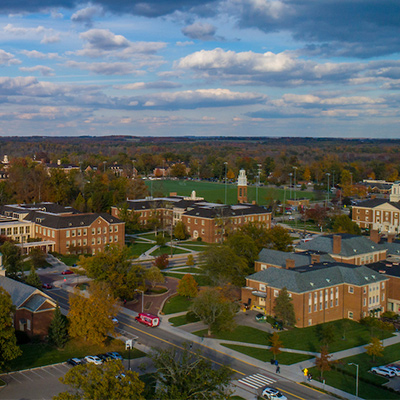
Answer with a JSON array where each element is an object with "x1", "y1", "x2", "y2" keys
[
  {"x1": 224, "y1": 162, "x2": 228, "y2": 204},
  {"x1": 326, "y1": 173, "x2": 331, "y2": 206},
  {"x1": 293, "y1": 166, "x2": 297, "y2": 202},
  {"x1": 256, "y1": 164, "x2": 262, "y2": 204},
  {"x1": 289, "y1": 173, "x2": 293, "y2": 201},
  {"x1": 348, "y1": 362, "x2": 359, "y2": 398},
  {"x1": 135, "y1": 289, "x2": 144, "y2": 313},
  {"x1": 103, "y1": 161, "x2": 106, "y2": 173}
]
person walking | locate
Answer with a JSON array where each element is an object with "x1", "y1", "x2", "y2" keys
[{"x1": 276, "y1": 365, "x2": 280, "y2": 374}]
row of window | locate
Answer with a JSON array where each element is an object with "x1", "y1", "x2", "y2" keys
[
  {"x1": 0, "y1": 225, "x2": 31, "y2": 236},
  {"x1": 66, "y1": 236, "x2": 119, "y2": 247},
  {"x1": 66, "y1": 226, "x2": 118, "y2": 237},
  {"x1": 309, "y1": 298, "x2": 339, "y2": 313}
]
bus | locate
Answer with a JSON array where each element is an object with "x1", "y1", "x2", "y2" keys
[{"x1": 135, "y1": 313, "x2": 160, "y2": 327}]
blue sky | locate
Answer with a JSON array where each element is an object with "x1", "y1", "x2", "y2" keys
[{"x1": 0, "y1": 0, "x2": 399, "y2": 137}]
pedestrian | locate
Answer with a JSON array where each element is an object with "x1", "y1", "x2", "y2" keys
[
  {"x1": 275, "y1": 359, "x2": 279, "y2": 366},
  {"x1": 189, "y1": 343, "x2": 193, "y2": 350},
  {"x1": 276, "y1": 365, "x2": 280, "y2": 374}
]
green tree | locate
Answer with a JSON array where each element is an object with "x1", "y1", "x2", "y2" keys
[
  {"x1": 269, "y1": 332, "x2": 282, "y2": 360},
  {"x1": 201, "y1": 244, "x2": 248, "y2": 287},
  {"x1": 226, "y1": 232, "x2": 259, "y2": 267},
  {"x1": 239, "y1": 222, "x2": 270, "y2": 252},
  {"x1": 174, "y1": 221, "x2": 188, "y2": 240},
  {"x1": 151, "y1": 345, "x2": 233, "y2": 400},
  {"x1": 0, "y1": 287, "x2": 22, "y2": 370},
  {"x1": 24, "y1": 266, "x2": 42, "y2": 289},
  {"x1": 315, "y1": 346, "x2": 334, "y2": 380},
  {"x1": 265, "y1": 226, "x2": 293, "y2": 252},
  {"x1": 55, "y1": 360, "x2": 145, "y2": 400},
  {"x1": 145, "y1": 266, "x2": 165, "y2": 288},
  {"x1": 177, "y1": 274, "x2": 198, "y2": 298},
  {"x1": 156, "y1": 234, "x2": 167, "y2": 247},
  {"x1": 332, "y1": 215, "x2": 361, "y2": 235},
  {"x1": 264, "y1": 156, "x2": 275, "y2": 176},
  {"x1": 190, "y1": 287, "x2": 237, "y2": 336},
  {"x1": 316, "y1": 324, "x2": 336, "y2": 348},
  {"x1": 79, "y1": 245, "x2": 145, "y2": 300},
  {"x1": 29, "y1": 247, "x2": 46, "y2": 269},
  {"x1": 1, "y1": 241, "x2": 23, "y2": 279},
  {"x1": 117, "y1": 203, "x2": 141, "y2": 233},
  {"x1": 186, "y1": 254, "x2": 194, "y2": 266},
  {"x1": 365, "y1": 337, "x2": 384, "y2": 362},
  {"x1": 48, "y1": 304, "x2": 68, "y2": 348},
  {"x1": 273, "y1": 287, "x2": 296, "y2": 327},
  {"x1": 73, "y1": 192, "x2": 86, "y2": 212},
  {"x1": 68, "y1": 282, "x2": 120, "y2": 345}
]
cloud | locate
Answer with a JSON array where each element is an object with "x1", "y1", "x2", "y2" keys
[
  {"x1": 181, "y1": 22, "x2": 221, "y2": 41},
  {"x1": 19, "y1": 65, "x2": 55, "y2": 76},
  {"x1": 71, "y1": 5, "x2": 103, "y2": 27},
  {"x1": 176, "y1": 41, "x2": 194, "y2": 46},
  {"x1": 66, "y1": 61, "x2": 144, "y2": 75},
  {"x1": 115, "y1": 81, "x2": 181, "y2": 90},
  {"x1": 41, "y1": 33, "x2": 61, "y2": 43},
  {"x1": 3, "y1": 24, "x2": 45, "y2": 35},
  {"x1": 20, "y1": 50, "x2": 60, "y2": 59},
  {"x1": 0, "y1": 49, "x2": 21, "y2": 65}
]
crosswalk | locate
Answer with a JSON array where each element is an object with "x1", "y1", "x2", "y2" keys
[{"x1": 238, "y1": 373, "x2": 276, "y2": 389}]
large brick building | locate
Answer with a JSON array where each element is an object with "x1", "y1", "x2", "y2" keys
[
  {"x1": 0, "y1": 203, "x2": 125, "y2": 255},
  {"x1": 242, "y1": 263, "x2": 388, "y2": 327}
]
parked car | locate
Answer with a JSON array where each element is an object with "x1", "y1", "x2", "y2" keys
[
  {"x1": 61, "y1": 270, "x2": 74, "y2": 275},
  {"x1": 106, "y1": 352, "x2": 123, "y2": 360},
  {"x1": 97, "y1": 353, "x2": 112, "y2": 362},
  {"x1": 67, "y1": 358, "x2": 82, "y2": 366},
  {"x1": 370, "y1": 367, "x2": 395, "y2": 377},
  {"x1": 111, "y1": 317, "x2": 119, "y2": 325},
  {"x1": 262, "y1": 386, "x2": 287, "y2": 400},
  {"x1": 42, "y1": 283, "x2": 53, "y2": 289},
  {"x1": 384, "y1": 365, "x2": 400, "y2": 376},
  {"x1": 84, "y1": 355, "x2": 103, "y2": 365}
]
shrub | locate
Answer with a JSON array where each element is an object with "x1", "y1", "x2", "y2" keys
[
  {"x1": 15, "y1": 330, "x2": 30, "y2": 345},
  {"x1": 196, "y1": 237, "x2": 202, "y2": 242}
]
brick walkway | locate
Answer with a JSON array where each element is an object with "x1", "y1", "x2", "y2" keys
[{"x1": 124, "y1": 276, "x2": 179, "y2": 316}]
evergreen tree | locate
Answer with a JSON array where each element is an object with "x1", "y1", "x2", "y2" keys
[
  {"x1": 25, "y1": 266, "x2": 42, "y2": 289},
  {"x1": 48, "y1": 304, "x2": 69, "y2": 348},
  {"x1": 273, "y1": 287, "x2": 296, "y2": 327}
]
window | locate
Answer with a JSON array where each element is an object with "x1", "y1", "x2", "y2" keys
[
  {"x1": 84, "y1": 229, "x2": 87, "y2": 236},
  {"x1": 104, "y1": 227, "x2": 107, "y2": 234},
  {"x1": 308, "y1": 319, "x2": 312, "y2": 326},
  {"x1": 19, "y1": 226, "x2": 24, "y2": 234},
  {"x1": 78, "y1": 240, "x2": 81, "y2": 246},
  {"x1": 97, "y1": 237, "x2": 101, "y2": 244},
  {"x1": 382, "y1": 282, "x2": 385, "y2": 289},
  {"x1": 114, "y1": 235, "x2": 118, "y2": 242},
  {"x1": 319, "y1": 302, "x2": 323, "y2": 310},
  {"x1": 308, "y1": 305, "x2": 311, "y2": 313},
  {"x1": 348, "y1": 286, "x2": 354, "y2": 294},
  {"x1": 114, "y1": 226, "x2": 118, "y2": 232},
  {"x1": 109, "y1": 226, "x2": 113, "y2": 233},
  {"x1": 348, "y1": 311, "x2": 353, "y2": 319},
  {"x1": 26, "y1": 319, "x2": 31, "y2": 331},
  {"x1": 13, "y1": 227, "x2": 18, "y2": 235},
  {"x1": 43, "y1": 228, "x2": 46, "y2": 236},
  {"x1": 363, "y1": 298, "x2": 366, "y2": 306},
  {"x1": 83, "y1": 239, "x2": 87, "y2": 246},
  {"x1": 72, "y1": 230, "x2": 76, "y2": 237},
  {"x1": 66, "y1": 241, "x2": 70, "y2": 248},
  {"x1": 52, "y1": 231, "x2": 55, "y2": 238},
  {"x1": 109, "y1": 236, "x2": 113, "y2": 242},
  {"x1": 363, "y1": 287, "x2": 367, "y2": 294},
  {"x1": 314, "y1": 304, "x2": 317, "y2": 311},
  {"x1": 202, "y1": 220, "x2": 205, "y2": 226},
  {"x1": 66, "y1": 230, "x2": 70, "y2": 238},
  {"x1": 97, "y1": 227, "x2": 101, "y2": 234},
  {"x1": 72, "y1": 240, "x2": 76, "y2": 246},
  {"x1": 92, "y1": 228, "x2": 95, "y2": 235},
  {"x1": 78, "y1": 229, "x2": 81, "y2": 236},
  {"x1": 26, "y1": 226, "x2": 30, "y2": 234},
  {"x1": 92, "y1": 238, "x2": 95, "y2": 245},
  {"x1": 188, "y1": 218, "x2": 191, "y2": 223},
  {"x1": 335, "y1": 298, "x2": 338, "y2": 306},
  {"x1": 274, "y1": 290, "x2": 279, "y2": 297},
  {"x1": 195, "y1": 219, "x2": 198, "y2": 225}
]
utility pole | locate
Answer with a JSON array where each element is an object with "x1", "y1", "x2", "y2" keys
[
  {"x1": 224, "y1": 162, "x2": 228, "y2": 204},
  {"x1": 256, "y1": 164, "x2": 262, "y2": 204}
]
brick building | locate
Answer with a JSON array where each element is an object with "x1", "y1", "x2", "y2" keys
[
  {"x1": 242, "y1": 263, "x2": 388, "y2": 327},
  {"x1": 0, "y1": 275, "x2": 56, "y2": 338},
  {"x1": 1, "y1": 203, "x2": 124, "y2": 255},
  {"x1": 295, "y1": 233, "x2": 387, "y2": 265}
]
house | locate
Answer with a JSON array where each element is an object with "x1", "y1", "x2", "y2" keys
[
  {"x1": 242, "y1": 262, "x2": 388, "y2": 327},
  {"x1": 295, "y1": 233, "x2": 387, "y2": 265},
  {"x1": 0, "y1": 275, "x2": 56, "y2": 338}
]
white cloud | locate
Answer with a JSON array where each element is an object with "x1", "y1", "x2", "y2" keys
[
  {"x1": 71, "y1": 5, "x2": 103, "y2": 27},
  {"x1": 181, "y1": 22, "x2": 219, "y2": 41},
  {"x1": 19, "y1": 65, "x2": 55, "y2": 76},
  {"x1": 3, "y1": 24, "x2": 45, "y2": 35},
  {"x1": 115, "y1": 81, "x2": 181, "y2": 90},
  {"x1": 0, "y1": 49, "x2": 21, "y2": 65},
  {"x1": 66, "y1": 61, "x2": 144, "y2": 76},
  {"x1": 20, "y1": 50, "x2": 60, "y2": 59}
]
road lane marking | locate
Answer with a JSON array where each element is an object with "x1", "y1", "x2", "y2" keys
[
  {"x1": 9, "y1": 374, "x2": 23, "y2": 384},
  {"x1": 238, "y1": 373, "x2": 276, "y2": 389}
]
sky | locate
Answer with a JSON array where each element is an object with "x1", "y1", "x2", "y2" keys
[{"x1": 0, "y1": 0, "x2": 399, "y2": 138}]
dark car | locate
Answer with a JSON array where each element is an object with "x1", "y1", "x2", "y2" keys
[
  {"x1": 97, "y1": 353, "x2": 112, "y2": 362},
  {"x1": 106, "y1": 352, "x2": 123, "y2": 360},
  {"x1": 42, "y1": 283, "x2": 53, "y2": 289},
  {"x1": 67, "y1": 358, "x2": 82, "y2": 366},
  {"x1": 61, "y1": 270, "x2": 74, "y2": 275}
]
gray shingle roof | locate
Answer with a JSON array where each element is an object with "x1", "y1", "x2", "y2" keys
[
  {"x1": 257, "y1": 248, "x2": 334, "y2": 268},
  {"x1": 296, "y1": 233, "x2": 384, "y2": 257},
  {"x1": 0, "y1": 276, "x2": 39, "y2": 307},
  {"x1": 356, "y1": 199, "x2": 400, "y2": 210},
  {"x1": 247, "y1": 264, "x2": 387, "y2": 293}
]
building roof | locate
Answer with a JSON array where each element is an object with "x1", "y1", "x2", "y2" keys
[
  {"x1": 23, "y1": 210, "x2": 122, "y2": 229},
  {"x1": 0, "y1": 276, "x2": 55, "y2": 310},
  {"x1": 247, "y1": 264, "x2": 387, "y2": 293},
  {"x1": 2, "y1": 203, "x2": 79, "y2": 216},
  {"x1": 368, "y1": 261, "x2": 400, "y2": 278},
  {"x1": 356, "y1": 198, "x2": 400, "y2": 210},
  {"x1": 256, "y1": 248, "x2": 334, "y2": 268},
  {"x1": 184, "y1": 203, "x2": 269, "y2": 219},
  {"x1": 296, "y1": 233, "x2": 385, "y2": 257}
]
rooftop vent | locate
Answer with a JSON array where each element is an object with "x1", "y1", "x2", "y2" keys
[
  {"x1": 326, "y1": 279, "x2": 330, "y2": 283},
  {"x1": 310, "y1": 282, "x2": 314, "y2": 286},
  {"x1": 372, "y1": 275, "x2": 376, "y2": 279}
]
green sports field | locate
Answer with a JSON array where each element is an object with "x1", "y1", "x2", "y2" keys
[{"x1": 146, "y1": 179, "x2": 321, "y2": 205}]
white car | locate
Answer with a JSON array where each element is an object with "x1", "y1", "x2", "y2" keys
[
  {"x1": 384, "y1": 365, "x2": 400, "y2": 376},
  {"x1": 84, "y1": 355, "x2": 103, "y2": 365},
  {"x1": 262, "y1": 386, "x2": 287, "y2": 400},
  {"x1": 370, "y1": 367, "x2": 395, "y2": 377}
]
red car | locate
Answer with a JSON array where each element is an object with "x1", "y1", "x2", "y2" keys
[
  {"x1": 42, "y1": 283, "x2": 53, "y2": 289},
  {"x1": 61, "y1": 270, "x2": 74, "y2": 275}
]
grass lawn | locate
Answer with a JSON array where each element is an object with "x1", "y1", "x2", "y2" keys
[
  {"x1": 284, "y1": 220, "x2": 324, "y2": 232},
  {"x1": 169, "y1": 312, "x2": 200, "y2": 327},
  {"x1": 221, "y1": 343, "x2": 313, "y2": 365},
  {"x1": 180, "y1": 241, "x2": 207, "y2": 246},
  {"x1": 177, "y1": 245, "x2": 207, "y2": 251},
  {"x1": 145, "y1": 180, "x2": 323, "y2": 205},
  {"x1": 134, "y1": 232, "x2": 158, "y2": 241},
  {"x1": 151, "y1": 246, "x2": 190, "y2": 256},
  {"x1": 162, "y1": 295, "x2": 192, "y2": 314},
  {"x1": 164, "y1": 272, "x2": 210, "y2": 286},
  {"x1": 7, "y1": 337, "x2": 146, "y2": 372},
  {"x1": 59, "y1": 254, "x2": 82, "y2": 266},
  {"x1": 127, "y1": 242, "x2": 155, "y2": 257}
]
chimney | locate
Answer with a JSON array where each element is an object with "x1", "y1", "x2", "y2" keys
[
  {"x1": 370, "y1": 229, "x2": 380, "y2": 244},
  {"x1": 311, "y1": 254, "x2": 320, "y2": 264},
  {"x1": 388, "y1": 234, "x2": 395, "y2": 243},
  {"x1": 286, "y1": 259, "x2": 295, "y2": 269},
  {"x1": 332, "y1": 235, "x2": 341, "y2": 254}
]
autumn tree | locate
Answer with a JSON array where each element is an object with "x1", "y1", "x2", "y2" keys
[
  {"x1": 24, "y1": 266, "x2": 42, "y2": 289},
  {"x1": 273, "y1": 287, "x2": 296, "y2": 327},
  {"x1": 55, "y1": 360, "x2": 145, "y2": 400},
  {"x1": 1, "y1": 241, "x2": 23, "y2": 279},
  {"x1": 201, "y1": 244, "x2": 248, "y2": 287},
  {"x1": 126, "y1": 176, "x2": 149, "y2": 199},
  {"x1": 177, "y1": 274, "x2": 198, "y2": 298},
  {"x1": 68, "y1": 282, "x2": 120, "y2": 345},
  {"x1": 186, "y1": 254, "x2": 194, "y2": 266},
  {"x1": 48, "y1": 304, "x2": 68, "y2": 349},
  {"x1": 79, "y1": 244, "x2": 146, "y2": 299},
  {"x1": 151, "y1": 345, "x2": 233, "y2": 400},
  {"x1": 0, "y1": 287, "x2": 22, "y2": 370},
  {"x1": 269, "y1": 332, "x2": 283, "y2": 360},
  {"x1": 145, "y1": 266, "x2": 165, "y2": 288},
  {"x1": 174, "y1": 221, "x2": 188, "y2": 240},
  {"x1": 365, "y1": 337, "x2": 384, "y2": 362},
  {"x1": 315, "y1": 346, "x2": 335, "y2": 380},
  {"x1": 153, "y1": 253, "x2": 169, "y2": 270},
  {"x1": 190, "y1": 287, "x2": 237, "y2": 336}
]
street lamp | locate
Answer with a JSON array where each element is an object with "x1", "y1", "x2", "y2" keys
[
  {"x1": 326, "y1": 173, "x2": 331, "y2": 206},
  {"x1": 289, "y1": 173, "x2": 293, "y2": 200},
  {"x1": 348, "y1": 362, "x2": 359, "y2": 398},
  {"x1": 293, "y1": 166, "x2": 297, "y2": 202},
  {"x1": 135, "y1": 289, "x2": 144, "y2": 313},
  {"x1": 224, "y1": 162, "x2": 228, "y2": 204}
]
